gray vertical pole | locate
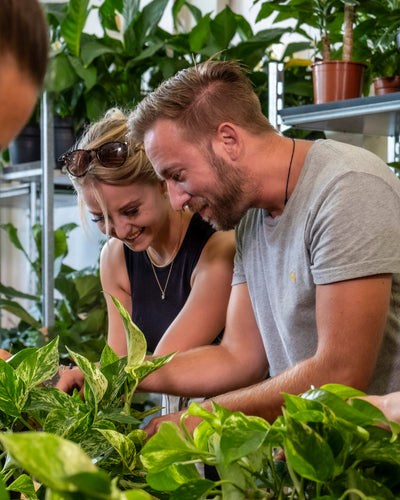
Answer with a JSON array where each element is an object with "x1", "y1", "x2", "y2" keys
[{"x1": 40, "y1": 92, "x2": 54, "y2": 329}]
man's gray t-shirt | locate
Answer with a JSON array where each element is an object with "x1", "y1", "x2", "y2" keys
[{"x1": 233, "y1": 139, "x2": 400, "y2": 394}]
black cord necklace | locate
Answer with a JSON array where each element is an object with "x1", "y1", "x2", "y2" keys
[{"x1": 284, "y1": 138, "x2": 296, "y2": 205}]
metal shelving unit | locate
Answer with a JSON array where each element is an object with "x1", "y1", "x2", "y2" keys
[
  {"x1": 280, "y1": 93, "x2": 400, "y2": 137},
  {"x1": 0, "y1": 94, "x2": 58, "y2": 327},
  {"x1": 268, "y1": 62, "x2": 400, "y2": 164}
]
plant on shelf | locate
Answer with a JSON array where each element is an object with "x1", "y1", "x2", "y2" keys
[
  {"x1": 0, "y1": 222, "x2": 107, "y2": 362},
  {"x1": 255, "y1": 0, "x2": 372, "y2": 103},
  {"x1": 357, "y1": 0, "x2": 400, "y2": 94}
]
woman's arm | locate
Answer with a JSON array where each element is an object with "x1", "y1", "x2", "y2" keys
[{"x1": 154, "y1": 230, "x2": 235, "y2": 356}]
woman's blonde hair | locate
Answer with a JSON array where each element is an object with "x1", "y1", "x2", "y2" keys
[{"x1": 69, "y1": 108, "x2": 160, "y2": 234}]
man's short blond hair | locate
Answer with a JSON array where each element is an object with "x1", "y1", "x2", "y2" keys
[{"x1": 129, "y1": 59, "x2": 275, "y2": 145}]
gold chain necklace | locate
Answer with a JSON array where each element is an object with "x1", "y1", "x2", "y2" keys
[{"x1": 146, "y1": 212, "x2": 183, "y2": 300}]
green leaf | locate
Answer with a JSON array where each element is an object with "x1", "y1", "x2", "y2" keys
[
  {"x1": 100, "y1": 357, "x2": 128, "y2": 405},
  {"x1": 43, "y1": 408, "x2": 92, "y2": 441},
  {"x1": 109, "y1": 296, "x2": 147, "y2": 368},
  {"x1": 0, "y1": 283, "x2": 38, "y2": 302},
  {"x1": 0, "y1": 299, "x2": 41, "y2": 328},
  {"x1": 126, "y1": 352, "x2": 175, "y2": 382},
  {"x1": 220, "y1": 412, "x2": 270, "y2": 464},
  {"x1": 186, "y1": 401, "x2": 232, "y2": 431},
  {"x1": 140, "y1": 0, "x2": 169, "y2": 38},
  {"x1": 188, "y1": 14, "x2": 211, "y2": 52},
  {"x1": 98, "y1": 408, "x2": 141, "y2": 425},
  {"x1": 28, "y1": 386, "x2": 82, "y2": 414},
  {"x1": 47, "y1": 53, "x2": 79, "y2": 92},
  {"x1": 68, "y1": 55, "x2": 97, "y2": 91},
  {"x1": 121, "y1": 0, "x2": 140, "y2": 31},
  {"x1": 284, "y1": 413, "x2": 336, "y2": 482},
  {"x1": 141, "y1": 421, "x2": 210, "y2": 473},
  {"x1": 16, "y1": 338, "x2": 59, "y2": 390},
  {"x1": 0, "y1": 360, "x2": 26, "y2": 417},
  {"x1": 67, "y1": 348, "x2": 108, "y2": 407},
  {"x1": 95, "y1": 428, "x2": 136, "y2": 469},
  {"x1": 320, "y1": 383, "x2": 366, "y2": 400},
  {"x1": 170, "y1": 479, "x2": 215, "y2": 499},
  {"x1": 146, "y1": 463, "x2": 201, "y2": 491},
  {"x1": 0, "y1": 432, "x2": 99, "y2": 491},
  {"x1": 60, "y1": 0, "x2": 90, "y2": 57},
  {"x1": 301, "y1": 387, "x2": 381, "y2": 426},
  {"x1": 100, "y1": 343, "x2": 119, "y2": 368},
  {"x1": 7, "y1": 474, "x2": 38, "y2": 500},
  {"x1": 210, "y1": 6, "x2": 237, "y2": 49},
  {"x1": 124, "y1": 490, "x2": 154, "y2": 500},
  {"x1": 80, "y1": 35, "x2": 115, "y2": 67},
  {"x1": 0, "y1": 224, "x2": 30, "y2": 260}
]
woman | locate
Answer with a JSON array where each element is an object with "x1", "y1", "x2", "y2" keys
[{"x1": 57, "y1": 108, "x2": 235, "y2": 408}]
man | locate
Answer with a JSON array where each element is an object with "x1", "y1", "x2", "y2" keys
[
  {"x1": 129, "y1": 60, "x2": 400, "y2": 435},
  {"x1": 0, "y1": 0, "x2": 48, "y2": 359}
]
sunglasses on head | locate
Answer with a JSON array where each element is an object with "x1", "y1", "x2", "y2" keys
[{"x1": 58, "y1": 141, "x2": 128, "y2": 177}]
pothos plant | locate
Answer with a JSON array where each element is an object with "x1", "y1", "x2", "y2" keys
[
  {"x1": 0, "y1": 295, "x2": 399, "y2": 500},
  {"x1": 0, "y1": 296, "x2": 175, "y2": 499}
]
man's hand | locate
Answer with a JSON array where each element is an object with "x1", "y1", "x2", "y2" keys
[
  {"x1": 143, "y1": 410, "x2": 203, "y2": 440},
  {"x1": 56, "y1": 366, "x2": 85, "y2": 396},
  {"x1": 361, "y1": 392, "x2": 400, "y2": 425}
]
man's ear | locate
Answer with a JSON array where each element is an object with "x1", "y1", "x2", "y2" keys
[{"x1": 214, "y1": 123, "x2": 241, "y2": 161}]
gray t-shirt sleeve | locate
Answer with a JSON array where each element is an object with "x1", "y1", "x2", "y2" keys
[
  {"x1": 308, "y1": 171, "x2": 400, "y2": 284},
  {"x1": 232, "y1": 227, "x2": 246, "y2": 286}
]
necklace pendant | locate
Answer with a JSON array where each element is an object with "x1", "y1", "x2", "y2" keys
[{"x1": 161, "y1": 293, "x2": 165, "y2": 300}]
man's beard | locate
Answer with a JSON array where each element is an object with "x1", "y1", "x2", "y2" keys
[{"x1": 192, "y1": 145, "x2": 253, "y2": 231}]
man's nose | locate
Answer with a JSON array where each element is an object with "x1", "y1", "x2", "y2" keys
[{"x1": 167, "y1": 182, "x2": 191, "y2": 211}]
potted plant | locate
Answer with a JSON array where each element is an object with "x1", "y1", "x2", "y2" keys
[
  {"x1": 358, "y1": 0, "x2": 400, "y2": 95},
  {"x1": 256, "y1": 0, "x2": 370, "y2": 104}
]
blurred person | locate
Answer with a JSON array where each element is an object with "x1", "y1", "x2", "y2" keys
[{"x1": 0, "y1": 0, "x2": 48, "y2": 361}]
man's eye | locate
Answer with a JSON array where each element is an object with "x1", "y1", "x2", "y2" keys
[{"x1": 172, "y1": 172, "x2": 182, "y2": 181}]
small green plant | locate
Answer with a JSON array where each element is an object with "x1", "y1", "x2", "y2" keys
[
  {"x1": 0, "y1": 222, "x2": 107, "y2": 361},
  {"x1": 0, "y1": 296, "x2": 175, "y2": 498},
  {"x1": 141, "y1": 385, "x2": 400, "y2": 499}
]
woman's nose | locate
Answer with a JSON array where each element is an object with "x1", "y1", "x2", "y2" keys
[{"x1": 110, "y1": 218, "x2": 131, "y2": 240}]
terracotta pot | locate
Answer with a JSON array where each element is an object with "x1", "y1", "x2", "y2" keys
[
  {"x1": 311, "y1": 60, "x2": 366, "y2": 104},
  {"x1": 373, "y1": 76, "x2": 400, "y2": 95}
]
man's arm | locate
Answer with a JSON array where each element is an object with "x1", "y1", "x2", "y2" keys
[
  {"x1": 139, "y1": 282, "x2": 269, "y2": 397},
  {"x1": 144, "y1": 274, "x2": 392, "y2": 437}
]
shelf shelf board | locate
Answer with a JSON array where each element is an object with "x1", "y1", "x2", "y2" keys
[{"x1": 279, "y1": 92, "x2": 400, "y2": 136}]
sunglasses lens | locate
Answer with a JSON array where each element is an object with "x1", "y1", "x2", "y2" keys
[
  {"x1": 97, "y1": 142, "x2": 128, "y2": 167},
  {"x1": 65, "y1": 150, "x2": 92, "y2": 177}
]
